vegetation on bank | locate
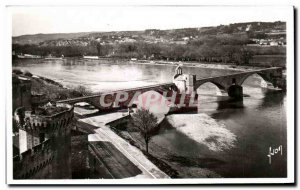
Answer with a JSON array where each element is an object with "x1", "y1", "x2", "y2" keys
[
  {"x1": 110, "y1": 121, "x2": 180, "y2": 178},
  {"x1": 13, "y1": 69, "x2": 92, "y2": 101},
  {"x1": 12, "y1": 36, "x2": 286, "y2": 66},
  {"x1": 131, "y1": 108, "x2": 158, "y2": 153},
  {"x1": 12, "y1": 21, "x2": 286, "y2": 66}
]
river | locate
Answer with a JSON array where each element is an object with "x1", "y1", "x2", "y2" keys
[{"x1": 13, "y1": 58, "x2": 287, "y2": 178}]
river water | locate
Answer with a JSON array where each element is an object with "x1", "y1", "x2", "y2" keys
[{"x1": 13, "y1": 58, "x2": 287, "y2": 178}]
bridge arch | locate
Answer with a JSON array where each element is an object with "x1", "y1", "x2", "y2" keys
[
  {"x1": 196, "y1": 81, "x2": 226, "y2": 96},
  {"x1": 195, "y1": 81, "x2": 226, "y2": 92},
  {"x1": 238, "y1": 72, "x2": 274, "y2": 87}
]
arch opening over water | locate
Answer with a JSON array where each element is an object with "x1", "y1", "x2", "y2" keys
[
  {"x1": 196, "y1": 82, "x2": 226, "y2": 96},
  {"x1": 240, "y1": 73, "x2": 274, "y2": 88}
]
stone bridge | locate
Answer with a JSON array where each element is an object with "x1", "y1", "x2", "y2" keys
[
  {"x1": 57, "y1": 66, "x2": 284, "y2": 111},
  {"x1": 173, "y1": 66, "x2": 283, "y2": 100},
  {"x1": 57, "y1": 83, "x2": 178, "y2": 111}
]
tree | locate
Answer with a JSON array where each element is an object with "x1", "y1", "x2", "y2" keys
[
  {"x1": 240, "y1": 48, "x2": 253, "y2": 65},
  {"x1": 96, "y1": 43, "x2": 102, "y2": 56},
  {"x1": 131, "y1": 108, "x2": 158, "y2": 153},
  {"x1": 234, "y1": 47, "x2": 253, "y2": 65},
  {"x1": 74, "y1": 85, "x2": 92, "y2": 96}
]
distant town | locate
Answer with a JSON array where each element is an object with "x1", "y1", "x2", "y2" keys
[{"x1": 12, "y1": 21, "x2": 286, "y2": 67}]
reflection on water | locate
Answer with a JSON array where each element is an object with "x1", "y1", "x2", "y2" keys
[{"x1": 13, "y1": 59, "x2": 286, "y2": 178}]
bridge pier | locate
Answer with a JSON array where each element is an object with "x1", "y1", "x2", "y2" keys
[{"x1": 227, "y1": 85, "x2": 243, "y2": 101}]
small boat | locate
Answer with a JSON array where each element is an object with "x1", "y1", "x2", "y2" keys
[
  {"x1": 265, "y1": 86, "x2": 282, "y2": 91},
  {"x1": 17, "y1": 54, "x2": 42, "y2": 59},
  {"x1": 83, "y1": 56, "x2": 99, "y2": 59},
  {"x1": 17, "y1": 55, "x2": 26, "y2": 58}
]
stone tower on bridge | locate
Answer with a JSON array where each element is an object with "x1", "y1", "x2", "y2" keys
[{"x1": 173, "y1": 65, "x2": 197, "y2": 95}]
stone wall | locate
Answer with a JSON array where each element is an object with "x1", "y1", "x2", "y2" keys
[
  {"x1": 15, "y1": 103, "x2": 74, "y2": 136},
  {"x1": 13, "y1": 103, "x2": 74, "y2": 179},
  {"x1": 13, "y1": 139, "x2": 54, "y2": 179}
]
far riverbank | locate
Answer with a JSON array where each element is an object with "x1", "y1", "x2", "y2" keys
[
  {"x1": 129, "y1": 59, "x2": 265, "y2": 72},
  {"x1": 14, "y1": 57, "x2": 268, "y2": 72}
]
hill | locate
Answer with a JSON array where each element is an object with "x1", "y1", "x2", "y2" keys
[
  {"x1": 12, "y1": 32, "x2": 92, "y2": 45},
  {"x1": 13, "y1": 21, "x2": 286, "y2": 45}
]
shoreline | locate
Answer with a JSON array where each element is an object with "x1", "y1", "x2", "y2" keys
[
  {"x1": 77, "y1": 111, "x2": 170, "y2": 179},
  {"x1": 12, "y1": 69, "x2": 93, "y2": 102},
  {"x1": 88, "y1": 58, "x2": 267, "y2": 72},
  {"x1": 129, "y1": 59, "x2": 263, "y2": 72},
  {"x1": 73, "y1": 105, "x2": 222, "y2": 178},
  {"x1": 14, "y1": 57, "x2": 267, "y2": 72},
  {"x1": 110, "y1": 115, "x2": 222, "y2": 178}
]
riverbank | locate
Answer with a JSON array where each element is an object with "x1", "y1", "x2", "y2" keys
[
  {"x1": 14, "y1": 56, "x2": 267, "y2": 72},
  {"x1": 130, "y1": 59, "x2": 265, "y2": 72},
  {"x1": 110, "y1": 124, "x2": 180, "y2": 178},
  {"x1": 13, "y1": 69, "x2": 92, "y2": 101},
  {"x1": 78, "y1": 111, "x2": 170, "y2": 179},
  {"x1": 110, "y1": 114, "x2": 226, "y2": 178},
  {"x1": 82, "y1": 57, "x2": 279, "y2": 72},
  {"x1": 73, "y1": 103, "x2": 223, "y2": 178},
  {"x1": 79, "y1": 57, "x2": 264, "y2": 72}
]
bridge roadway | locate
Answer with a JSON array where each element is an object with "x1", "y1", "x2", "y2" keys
[{"x1": 57, "y1": 82, "x2": 175, "y2": 105}]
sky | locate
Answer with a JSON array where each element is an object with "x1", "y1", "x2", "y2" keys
[{"x1": 10, "y1": 6, "x2": 292, "y2": 36}]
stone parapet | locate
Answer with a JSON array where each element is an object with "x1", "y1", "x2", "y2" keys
[
  {"x1": 13, "y1": 139, "x2": 54, "y2": 179},
  {"x1": 14, "y1": 103, "x2": 74, "y2": 134}
]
